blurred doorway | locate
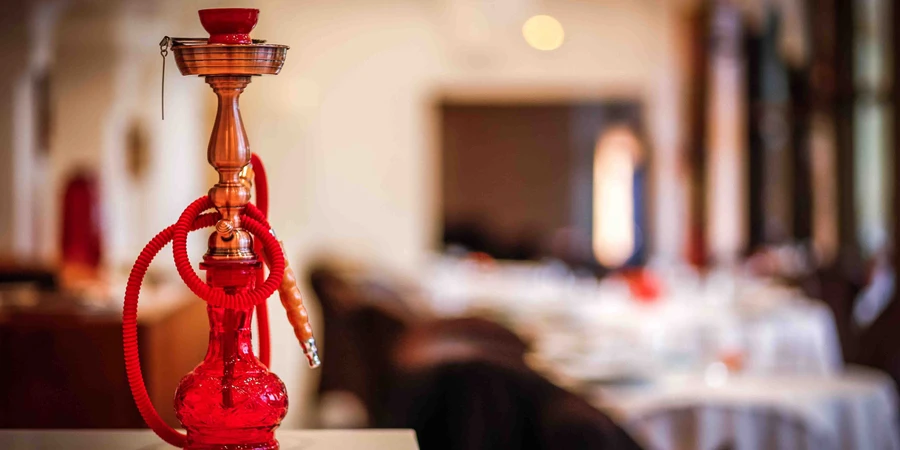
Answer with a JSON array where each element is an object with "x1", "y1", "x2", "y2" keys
[{"x1": 439, "y1": 100, "x2": 645, "y2": 271}]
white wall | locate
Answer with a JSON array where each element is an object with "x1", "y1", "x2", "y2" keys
[{"x1": 0, "y1": 0, "x2": 208, "y2": 270}]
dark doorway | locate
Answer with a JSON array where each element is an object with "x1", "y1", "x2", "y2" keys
[{"x1": 439, "y1": 100, "x2": 646, "y2": 270}]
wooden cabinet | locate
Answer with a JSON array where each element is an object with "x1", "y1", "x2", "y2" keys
[{"x1": 0, "y1": 292, "x2": 208, "y2": 428}]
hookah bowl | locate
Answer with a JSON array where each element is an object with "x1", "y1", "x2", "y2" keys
[{"x1": 121, "y1": 8, "x2": 319, "y2": 450}]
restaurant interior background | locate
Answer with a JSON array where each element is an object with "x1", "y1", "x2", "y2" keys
[{"x1": 2, "y1": 0, "x2": 900, "y2": 448}]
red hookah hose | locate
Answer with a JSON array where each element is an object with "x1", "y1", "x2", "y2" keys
[
  {"x1": 251, "y1": 153, "x2": 271, "y2": 368},
  {"x1": 123, "y1": 197, "x2": 285, "y2": 447},
  {"x1": 123, "y1": 213, "x2": 216, "y2": 447},
  {"x1": 251, "y1": 153, "x2": 269, "y2": 218},
  {"x1": 170, "y1": 196, "x2": 284, "y2": 309}
]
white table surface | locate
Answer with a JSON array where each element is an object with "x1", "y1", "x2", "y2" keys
[
  {"x1": 591, "y1": 366, "x2": 899, "y2": 450},
  {"x1": 0, "y1": 429, "x2": 420, "y2": 450}
]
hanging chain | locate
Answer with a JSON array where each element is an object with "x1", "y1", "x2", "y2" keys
[{"x1": 159, "y1": 36, "x2": 170, "y2": 120}]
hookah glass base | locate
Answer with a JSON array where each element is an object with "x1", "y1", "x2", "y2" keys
[{"x1": 175, "y1": 264, "x2": 288, "y2": 450}]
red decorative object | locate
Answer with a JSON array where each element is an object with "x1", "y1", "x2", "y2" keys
[
  {"x1": 60, "y1": 171, "x2": 102, "y2": 270},
  {"x1": 199, "y1": 8, "x2": 259, "y2": 45},
  {"x1": 623, "y1": 268, "x2": 663, "y2": 303}
]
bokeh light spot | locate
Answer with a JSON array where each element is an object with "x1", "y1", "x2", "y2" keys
[{"x1": 522, "y1": 15, "x2": 565, "y2": 51}]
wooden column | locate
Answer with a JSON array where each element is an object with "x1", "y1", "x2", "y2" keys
[
  {"x1": 685, "y1": 4, "x2": 710, "y2": 267},
  {"x1": 834, "y1": 0, "x2": 858, "y2": 257},
  {"x1": 893, "y1": 0, "x2": 900, "y2": 298}
]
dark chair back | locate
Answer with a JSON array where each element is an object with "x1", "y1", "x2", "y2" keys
[
  {"x1": 801, "y1": 260, "x2": 866, "y2": 362},
  {"x1": 308, "y1": 264, "x2": 414, "y2": 424},
  {"x1": 855, "y1": 300, "x2": 900, "y2": 404},
  {"x1": 381, "y1": 358, "x2": 642, "y2": 450}
]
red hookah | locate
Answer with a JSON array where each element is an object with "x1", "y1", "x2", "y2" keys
[{"x1": 122, "y1": 9, "x2": 319, "y2": 450}]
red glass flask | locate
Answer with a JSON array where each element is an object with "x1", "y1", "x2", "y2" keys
[{"x1": 175, "y1": 262, "x2": 288, "y2": 450}]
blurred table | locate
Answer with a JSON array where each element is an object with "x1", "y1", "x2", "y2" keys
[
  {"x1": 592, "y1": 366, "x2": 899, "y2": 450},
  {"x1": 0, "y1": 286, "x2": 208, "y2": 428},
  {"x1": 0, "y1": 429, "x2": 420, "y2": 450},
  {"x1": 424, "y1": 258, "x2": 843, "y2": 378},
  {"x1": 421, "y1": 258, "x2": 898, "y2": 450},
  {"x1": 535, "y1": 295, "x2": 842, "y2": 381}
]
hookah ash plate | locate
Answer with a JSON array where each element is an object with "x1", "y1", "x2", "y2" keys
[
  {"x1": 172, "y1": 8, "x2": 288, "y2": 77},
  {"x1": 173, "y1": 42, "x2": 288, "y2": 76}
]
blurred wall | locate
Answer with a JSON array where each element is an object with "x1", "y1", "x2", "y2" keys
[
  {"x1": 241, "y1": 0, "x2": 689, "y2": 271},
  {"x1": 0, "y1": 2, "x2": 31, "y2": 258},
  {"x1": 1, "y1": 0, "x2": 208, "y2": 267},
  {"x1": 0, "y1": 0, "x2": 691, "y2": 427}
]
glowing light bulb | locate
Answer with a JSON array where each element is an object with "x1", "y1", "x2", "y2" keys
[{"x1": 522, "y1": 15, "x2": 565, "y2": 51}]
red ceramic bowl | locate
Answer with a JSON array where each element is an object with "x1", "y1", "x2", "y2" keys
[{"x1": 198, "y1": 8, "x2": 259, "y2": 44}]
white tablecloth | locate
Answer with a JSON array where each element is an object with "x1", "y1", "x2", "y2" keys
[
  {"x1": 423, "y1": 258, "x2": 843, "y2": 378},
  {"x1": 591, "y1": 366, "x2": 899, "y2": 450}
]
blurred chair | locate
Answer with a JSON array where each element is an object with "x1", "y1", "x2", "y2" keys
[
  {"x1": 855, "y1": 299, "x2": 900, "y2": 405},
  {"x1": 800, "y1": 254, "x2": 867, "y2": 362},
  {"x1": 309, "y1": 258, "x2": 536, "y2": 425},
  {"x1": 309, "y1": 262, "x2": 418, "y2": 427},
  {"x1": 398, "y1": 316, "x2": 531, "y2": 368},
  {"x1": 309, "y1": 260, "x2": 640, "y2": 449},
  {"x1": 383, "y1": 316, "x2": 638, "y2": 450},
  {"x1": 380, "y1": 356, "x2": 641, "y2": 450}
]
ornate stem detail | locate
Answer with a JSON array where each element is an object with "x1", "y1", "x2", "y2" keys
[{"x1": 205, "y1": 76, "x2": 255, "y2": 261}]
